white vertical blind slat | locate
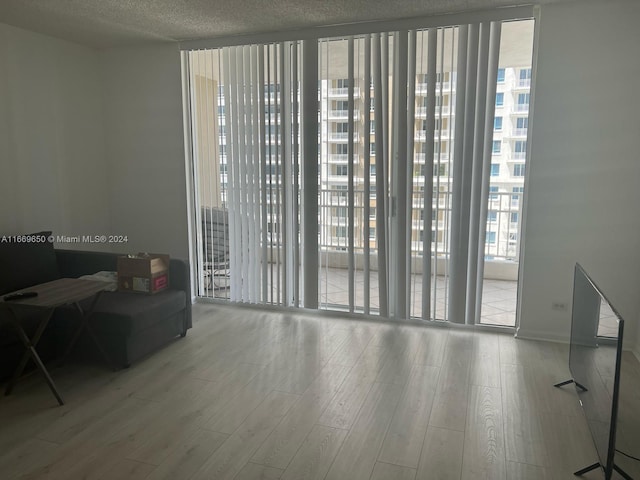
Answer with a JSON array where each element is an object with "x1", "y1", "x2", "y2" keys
[
  {"x1": 475, "y1": 21, "x2": 502, "y2": 321},
  {"x1": 405, "y1": 29, "x2": 417, "y2": 318},
  {"x1": 448, "y1": 25, "x2": 469, "y2": 324},
  {"x1": 259, "y1": 46, "x2": 269, "y2": 303},
  {"x1": 421, "y1": 28, "x2": 438, "y2": 320},
  {"x1": 373, "y1": 33, "x2": 389, "y2": 317},
  {"x1": 363, "y1": 34, "x2": 371, "y2": 315},
  {"x1": 292, "y1": 42, "x2": 300, "y2": 307},
  {"x1": 466, "y1": 22, "x2": 491, "y2": 322},
  {"x1": 347, "y1": 37, "x2": 355, "y2": 313},
  {"x1": 391, "y1": 30, "x2": 409, "y2": 319},
  {"x1": 302, "y1": 39, "x2": 319, "y2": 309}
]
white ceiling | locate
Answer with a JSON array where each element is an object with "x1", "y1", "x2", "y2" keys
[{"x1": 0, "y1": 0, "x2": 564, "y2": 49}]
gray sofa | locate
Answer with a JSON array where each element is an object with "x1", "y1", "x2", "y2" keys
[
  {"x1": 54, "y1": 249, "x2": 192, "y2": 368},
  {"x1": 0, "y1": 235, "x2": 192, "y2": 380}
]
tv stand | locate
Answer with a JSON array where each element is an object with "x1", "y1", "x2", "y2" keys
[
  {"x1": 574, "y1": 461, "x2": 633, "y2": 479},
  {"x1": 554, "y1": 378, "x2": 588, "y2": 392}
]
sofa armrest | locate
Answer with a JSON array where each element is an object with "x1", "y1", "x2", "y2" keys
[
  {"x1": 55, "y1": 249, "x2": 192, "y2": 329},
  {"x1": 169, "y1": 258, "x2": 192, "y2": 329}
]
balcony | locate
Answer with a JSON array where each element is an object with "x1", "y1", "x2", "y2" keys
[
  {"x1": 416, "y1": 82, "x2": 453, "y2": 94},
  {"x1": 415, "y1": 153, "x2": 450, "y2": 163},
  {"x1": 203, "y1": 259, "x2": 517, "y2": 326},
  {"x1": 329, "y1": 153, "x2": 349, "y2": 163},
  {"x1": 512, "y1": 128, "x2": 528, "y2": 137},
  {"x1": 328, "y1": 109, "x2": 360, "y2": 119},
  {"x1": 329, "y1": 132, "x2": 360, "y2": 142},
  {"x1": 415, "y1": 129, "x2": 449, "y2": 141},
  {"x1": 514, "y1": 104, "x2": 529, "y2": 113},
  {"x1": 416, "y1": 106, "x2": 450, "y2": 116},
  {"x1": 199, "y1": 190, "x2": 523, "y2": 327},
  {"x1": 328, "y1": 87, "x2": 361, "y2": 97},
  {"x1": 326, "y1": 174, "x2": 349, "y2": 183}
]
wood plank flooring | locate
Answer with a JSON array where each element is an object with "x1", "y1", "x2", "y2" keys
[{"x1": 0, "y1": 303, "x2": 635, "y2": 480}]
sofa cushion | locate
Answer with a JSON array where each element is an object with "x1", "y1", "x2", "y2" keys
[
  {"x1": 0, "y1": 231, "x2": 60, "y2": 295},
  {"x1": 86, "y1": 289, "x2": 186, "y2": 336}
]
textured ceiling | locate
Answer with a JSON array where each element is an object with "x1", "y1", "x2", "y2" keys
[{"x1": 0, "y1": 0, "x2": 558, "y2": 49}]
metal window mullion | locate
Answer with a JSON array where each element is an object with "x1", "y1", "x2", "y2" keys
[
  {"x1": 347, "y1": 37, "x2": 355, "y2": 313},
  {"x1": 422, "y1": 28, "x2": 437, "y2": 321}
]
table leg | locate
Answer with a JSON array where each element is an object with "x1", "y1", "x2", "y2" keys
[
  {"x1": 62, "y1": 292, "x2": 116, "y2": 371},
  {"x1": 4, "y1": 306, "x2": 64, "y2": 405}
]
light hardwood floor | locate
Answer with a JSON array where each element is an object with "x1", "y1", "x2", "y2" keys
[{"x1": 0, "y1": 303, "x2": 634, "y2": 480}]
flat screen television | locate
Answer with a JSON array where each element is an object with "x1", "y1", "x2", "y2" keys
[{"x1": 567, "y1": 263, "x2": 631, "y2": 479}]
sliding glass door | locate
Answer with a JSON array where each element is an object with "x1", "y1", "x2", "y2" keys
[{"x1": 183, "y1": 16, "x2": 534, "y2": 327}]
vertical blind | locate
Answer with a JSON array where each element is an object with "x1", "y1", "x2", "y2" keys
[
  {"x1": 186, "y1": 43, "x2": 302, "y2": 305},
  {"x1": 184, "y1": 17, "x2": 530, "y2": 325}
]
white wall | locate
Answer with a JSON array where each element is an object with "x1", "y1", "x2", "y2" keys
[
  {"x1": 100, "y1": 45, "x2": 189, "y2": 259},
  {"x1": 518, "y1": 0, "x2": 640, "y2": 350},
  {"x1": 0, "y1": 23, "x2": 111, "y2": 245}
]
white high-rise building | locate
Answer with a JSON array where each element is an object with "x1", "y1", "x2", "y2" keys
[{"x1": 318, "y1": 65, "x2": 531, "y2": 264}]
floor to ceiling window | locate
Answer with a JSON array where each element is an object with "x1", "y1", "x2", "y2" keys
[{"x1": 183, "y1": 11, "x2": 535, "y2": 327}]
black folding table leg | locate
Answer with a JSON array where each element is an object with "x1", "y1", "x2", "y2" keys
[
  {"x1": 574, "y1": 462, "x2": 601, "y2": 476},
  {"x1": 62, "y1": 293, "x2": 116, "y2": 371},
  {"x1": 4, "y1": 307, "x2": 64, "y2": 405},
  {"x1": 24, "y1": 344, "x2": 64, "y2": 405},
  {"x1": 612, "y1": 464, "x2": 633, "y2": 480},
  {"x1": 5, "y1": 306, "x2": 54, "y2": 394}
]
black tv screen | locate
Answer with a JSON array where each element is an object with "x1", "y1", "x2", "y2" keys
[{"x1": 569, "y1": 264, "x2": 625, "y2": 479}]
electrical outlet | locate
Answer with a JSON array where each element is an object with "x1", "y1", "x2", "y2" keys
[{"x1": 552, "y1": 301, "x2": 567, "y2": 311}]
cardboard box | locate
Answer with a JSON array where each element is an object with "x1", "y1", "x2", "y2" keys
[{"x1": 117, "y1": 253, "x2": 170, "y2": 294}]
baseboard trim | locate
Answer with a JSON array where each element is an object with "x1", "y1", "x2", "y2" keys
[{"x1": 515, "y1": 327, "x2": 569, "y2": 344}]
